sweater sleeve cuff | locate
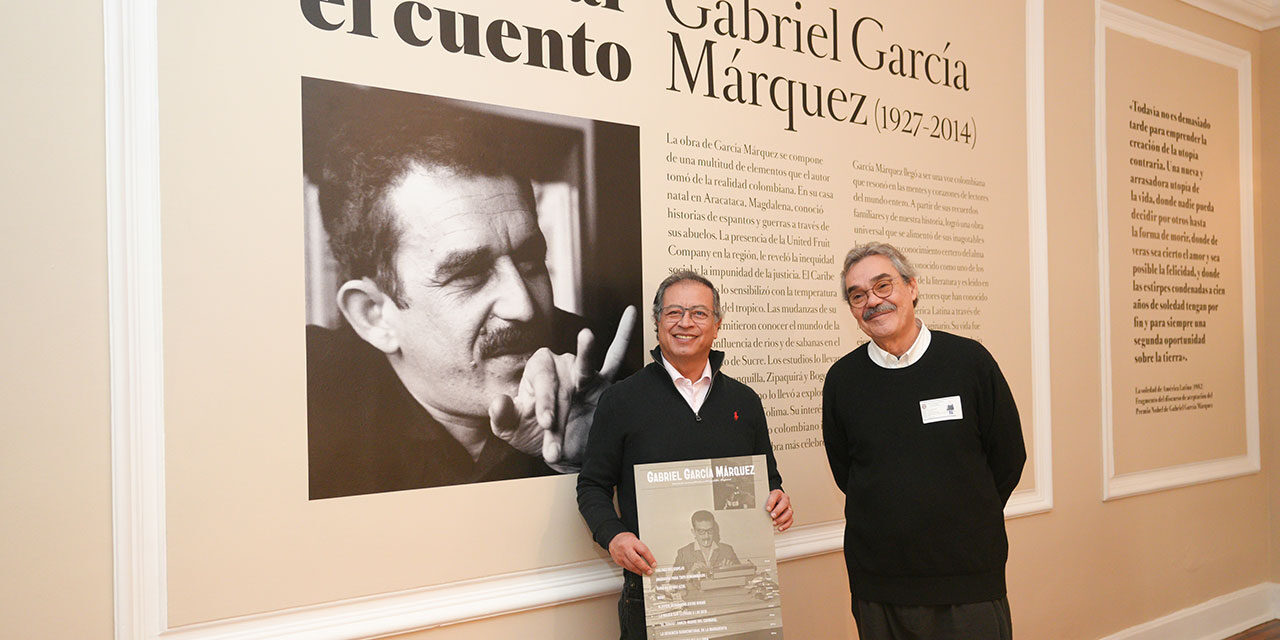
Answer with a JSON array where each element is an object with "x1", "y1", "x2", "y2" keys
[{"x1": 593, "y1": 520, "x2": 629, "y2": 551}]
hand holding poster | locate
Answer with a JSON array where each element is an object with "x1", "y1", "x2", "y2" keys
[{"x1": 635, "y1": 455, "x2": 783, "y2": 640}]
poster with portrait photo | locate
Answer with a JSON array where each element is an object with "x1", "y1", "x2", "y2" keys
[
  {"x1": 635, "y1": 455, "x2": 783, "y2": 640},
  {"x1": 301, "y1": 77, "x2": 643, "y2": 499}
]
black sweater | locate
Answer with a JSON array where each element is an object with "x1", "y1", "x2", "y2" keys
[
  {"x1": 577, "y1": 348, "x2": 784, "y2": 554},
  {"x1": 822, "y1": 330, "x2": 1026, "y2": 605},
  {"x1": 307, "y1": 324, "x2": 553, "y2": 498}
]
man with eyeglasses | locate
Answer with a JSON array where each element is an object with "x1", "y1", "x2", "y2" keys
[
  {"x1": 672, "y1": 510, "x2": 741, "y2": 596},
  {"x1": 674, "y1": 510, "x2": 740, "y2": 574},
  {"x1": 822, "y1": 242, "x2": 1025, "y2": 639},
  {"x1": 577, "y1": 270, "x2": 793, "y2": 639}
]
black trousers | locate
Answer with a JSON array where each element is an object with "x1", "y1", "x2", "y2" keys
[
  {"x1": 852, "y1": 597, "x2": 1013, "y2": 640},
  {"x1": 618, "y1": 572, "x2": 647, "y2": 639}
]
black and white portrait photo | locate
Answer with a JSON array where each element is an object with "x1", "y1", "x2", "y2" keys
[
  {"x1": 714, "y1": 475, "x2": 757, "y2": 511},
  {"x1": 302, "y1": 77, "x2": 642, "y2": 499}
]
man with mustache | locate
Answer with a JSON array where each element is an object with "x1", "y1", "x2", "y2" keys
[
  {"x1": 822, "y1": 242, "x2": 1025, "y2": 639},
  {"x1": 305, "y1": 81, "x2": 636, "y2": 499},
  {"x1": 672, "y1": 510, "x2": 740, "y2": 576}
]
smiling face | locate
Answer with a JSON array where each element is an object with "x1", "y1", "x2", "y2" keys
[
  {"x1": 656, "y1": 279, "x2": 720, "y2": 378},
  {"x1": 381, "y1": 166, "x2": 552, "y2": 420},
  {"x1": 844, "y1": 254, "x2": 918, "y2": 350}
]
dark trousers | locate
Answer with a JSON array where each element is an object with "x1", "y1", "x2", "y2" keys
[
  {"x1": 618, "y1": 572, "x2": 647, "y2": 639},
  {"x1": 852, "y1": 597, "x2": 1013, "y2": 640}
]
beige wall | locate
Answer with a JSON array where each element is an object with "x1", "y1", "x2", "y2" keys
[
  {"x1": 1262, "y1": 24, "x2": 1280, "y2": 584},
  {"x1": 1, "y1": 1, "x2": 1275, "y2": 639},
  {"x1": 0, "y1": 1, "x2": 115, "y2": 638}
]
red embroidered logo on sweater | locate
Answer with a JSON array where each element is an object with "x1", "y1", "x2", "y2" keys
[{"x1": 734, "y1": 411, "x2": 739, "y2": 421}]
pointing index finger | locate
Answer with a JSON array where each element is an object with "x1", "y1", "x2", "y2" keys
[
  {"x1": 575, "y1": 328, "x2": 595, "y2": 384},
  {"x1": 599, "y1": 305, "x2": 637, "y2": 381}
]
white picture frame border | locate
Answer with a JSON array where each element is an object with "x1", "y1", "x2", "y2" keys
[
  {"x1": 1093, "y1": 1, "x2": 1259, "y2": 502},
  {"x1": 107, "y1": 0, "x2": 1051, "y2": 637},
  {"x1": 1009, "y1": 0, "x2": 1055, "y2": 520},
  {"x1": 1178, "y1": 0, "x2": 1280, "y2": 30}
]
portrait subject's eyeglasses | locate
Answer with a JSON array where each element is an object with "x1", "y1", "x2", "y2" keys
[
  {"x1": 846, "y1": 278, "x2": 897, "y2": 308},
  {"x1": 661, "y1": 305, "x2": 715, "y2": 324}
]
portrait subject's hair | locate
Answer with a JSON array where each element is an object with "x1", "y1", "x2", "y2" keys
[
  {"x1": 839, "y1": 241, "x2": 919, "y2": 307},
  {"x1": 304, "y1": 79, "x2": 535, "y2": 307},
  {"x1": 651, "y1": 270, "x2": 723, "y2": 326}
]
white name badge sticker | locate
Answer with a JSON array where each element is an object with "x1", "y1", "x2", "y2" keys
[{"x1": 919, "y1": 396, "x2": 963, "y2": 424}]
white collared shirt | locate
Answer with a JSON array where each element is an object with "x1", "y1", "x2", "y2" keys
[
  {"x1": 699, "y1": 542, "x2": 719, "y2": 565},
  {"x1": 867, "y1": 321, "x2": 931, "y2": 369},
  {"x1": 660, "y1": 353, "x2": 714, "y2": 412}
]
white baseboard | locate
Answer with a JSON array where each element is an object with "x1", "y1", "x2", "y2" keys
[{"x1": 1098, "y1": 583, "x2": 1279, "y2": 640}]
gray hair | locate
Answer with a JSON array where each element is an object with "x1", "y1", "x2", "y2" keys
[
  {"x1": 839, "y1": 242, "x2": 919, "y2": 307},
  {"x1": 652, "y1": 270, "x2": 722, "y2": 326},
  {"x1": 305, "y1": 78, "x2": 537, "y2": 308}
]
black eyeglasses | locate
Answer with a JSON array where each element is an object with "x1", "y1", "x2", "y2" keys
[
  {"x1": 661, "y1": 305, "x2": 715, "y2": 324},
  {"x1": 846, "y1": 278, "x2": 896, "y2": 308}
]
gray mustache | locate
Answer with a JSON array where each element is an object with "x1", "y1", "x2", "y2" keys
[
  {"x1": 478, "y1": 323, "x2": 546, "y2": 358},
  {"x1": 862, "y1": 302, "x2": 897, "y2": 321}
]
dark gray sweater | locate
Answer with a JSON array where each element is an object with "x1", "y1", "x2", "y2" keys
[{"x1": 822, "y1": 330, "x2": 1025, "y2": 605}]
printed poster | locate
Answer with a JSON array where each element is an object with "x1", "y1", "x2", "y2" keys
[{"x1": 635, "y1": 455, "x2": 783, "y2": 640}]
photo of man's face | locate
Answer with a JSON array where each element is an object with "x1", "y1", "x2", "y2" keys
[
  {"x1": 693, "y1": 520, "x2": 716, "y2": 549},
  {"x1": 382, "y1": 166, "x2": 553, "y2": 419},
  {"x1": 304, "y1": 77, "x2": 642, "y2": 498}
]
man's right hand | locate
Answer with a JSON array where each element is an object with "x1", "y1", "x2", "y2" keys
[
  {"x1": 608, "y1": 531, "x2": 656, "y2": 576},
  {"x1": 489, "y1": 306, "x2": 637, "y2": 472}
]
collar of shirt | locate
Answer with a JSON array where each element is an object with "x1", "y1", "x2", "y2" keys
[
  {"x1": 866, "y1": 321, "x2": 931, "y2": 369},
  {"x1": 700, "y1": 542, "x2": 719, "y2": 562},
  {"x1": 660, "y1": 352, "x2": 714, "y2": 412}
]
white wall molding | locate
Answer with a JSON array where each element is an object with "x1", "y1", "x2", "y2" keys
[
  {"x1": 1106, "y1": 455, "x2": 1261, "y2": 498},
  {"x1": 106, "y1": 0, "x2": 165, "y2": 639},
  {"x1": 1010, "y1": 0, "x2": 1055, "y2": 520},
  {"x1": 122, "y1": 523, "x2": 843, "y2": 640},
  {"x1": 1180, "y1": 0, "x2": 1280, "y2": 30},
  {"x1": 1094, "y1": 2, "x2": 1260, "y2": 502},
  {"x1": 1099, "y1": 583, "x2": 1279, "y2": 640}
]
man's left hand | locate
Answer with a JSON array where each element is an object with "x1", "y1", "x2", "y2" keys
[
  {"x1": 764, "y1": 489, "x2": 793, "y2": 532},
  {"x1": 489, "y1": 306, "x2": 638, "y2": 472}
]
